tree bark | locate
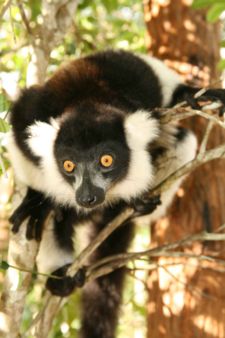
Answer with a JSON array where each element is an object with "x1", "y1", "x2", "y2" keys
[{"x1": 144, "y1": 1, "x2": 225, "y2": 337}]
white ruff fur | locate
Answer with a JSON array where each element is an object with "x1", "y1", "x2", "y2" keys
[
  {"x1": 149, "y1": 131, "x2": 197, "y2": 222},
  {"x1": 6, "y1": 122, "x2": 75, "y2": 207},
  {"x1": 108, "y1": 111, "x2": 159, "y2": 201},
  {"x1": 7, "y1": 111, "x2": 160, "y2": 209},
  {"x1": 140, "y1": 55, "x2": 182, "y2": 107}
]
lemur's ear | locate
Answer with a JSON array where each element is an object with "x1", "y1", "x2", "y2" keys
[{"x1": 124, "y1": 110, "x2": 159, "y2": 150}]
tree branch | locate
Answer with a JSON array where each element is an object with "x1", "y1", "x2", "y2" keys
[
  {"x1": 86, "y1": 230, "x2": 225, "y2": 283},
  {"x1": 0, "y1": 0, "x2": 12, "y2": 21},
  {"x1": 23, "y1": 101, "x2": 225, "y2": 334},
  {"x1": 16, "y1": 0, "x2": 33, "y2": 37}
]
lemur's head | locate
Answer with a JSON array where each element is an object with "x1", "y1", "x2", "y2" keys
[{"x1": 27, "y1": 102, "x2": 159, "y2": 212}]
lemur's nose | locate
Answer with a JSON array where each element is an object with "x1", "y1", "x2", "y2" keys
[
  {"x1": 76, "y1": 182, "x2": 105, "y2": 209},
  {"x1": 77, "y1": 194, "x2": 98, "y2": 208}
]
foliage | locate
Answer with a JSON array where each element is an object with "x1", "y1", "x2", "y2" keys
[
  {"x1": 0, "y1": 93, "x2": 10, "y2": 175},
  {"x1": 0, "y1": 0, "x2": 145, "y2": 81},
  {"x1": 192, "y1": 0, "x2": 225, "y2": 72},
  {"x1": 75, "y1": 0, "x2": 146, "y2": 54},
  {"x1": 193, "y1": 0, "x2": 225, "y2": 23}
]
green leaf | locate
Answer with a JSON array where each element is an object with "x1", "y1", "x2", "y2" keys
[
  {"x1": 0, "y1": 260, "x2": 10, "y2": 270},
  {"x1": 207, "y1": 3, "x2": 225, "y2": 22},
  {"x1": 28, "y1": 0, "x2": 41, "y2": 20},
  {"x1": 0, "y1": 118, "x2": 10, "y2": 133},
  {"x1": 220, "y1": 40, "x2": 225, "y2": 48},
  {"x1": 192, "y1": 0, "x2": 225, "y2": 9},
  {"x1": 0, "y1": 93, "x2": 9, "y2": 113},
  {"x1": 102, "y1": 0, "x2": 118, "y2": 12},
  {"x1": 218, "y1": 59, "x2": 225, "y2": 71}
]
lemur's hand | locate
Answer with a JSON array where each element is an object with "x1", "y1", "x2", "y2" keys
[
  {"x1": 132, "y1": 194, "x2": 161, "y2": 217},
  {"x1": 186, "y1": 89, "x2": 225, "y2": 116},
  {"x1": 46, "y1": 264, "x2": 86, "y2": 297},
  {"x1": 9, "y1": 188, "x2": 52, "y2": 241}
]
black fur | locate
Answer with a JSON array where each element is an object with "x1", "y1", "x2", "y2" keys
[
  {"x1": 171, "y1": 84, "x2": 225, "y2": 113},
  {"x1": 80, "y1": 202, "x2": 135, "y2": 338},
  {"x1": 9, "y1": 188, "x2": 52, "y2": 241},
  {"x1": 11, "y1": 50, "x2": 162, "y2": 163},
  {"x1": 175, "y1": 126, "x2": 188, "y2": 142},
  {"x1": 53, "y1": 207, "x2": 76, "y2": 252},
  {"x1": 132, "y1": 194, "x2": 162, "y2": 217},
  {"x1": 54, "y1": 103, "x2": 130, "y2": 187},
  {"x1": 46, "y1": 264, "x2": 86, "y2": 296}
]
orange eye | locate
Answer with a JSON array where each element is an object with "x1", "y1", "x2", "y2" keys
[
  {"x1": 63, "y1": 160, "x2": 75, "y2": 173},
  {"x1": 100, "y1": 154, "x2": 113, "y2": 168}
]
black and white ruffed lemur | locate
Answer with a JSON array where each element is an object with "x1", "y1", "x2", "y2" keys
[{"x1": 7, "y1": 50, "x2": 225, "y2": 338}]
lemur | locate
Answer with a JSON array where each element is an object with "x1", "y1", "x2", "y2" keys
[{"x1": 7, "y1": 50, "x2": 225, "y2": 338}]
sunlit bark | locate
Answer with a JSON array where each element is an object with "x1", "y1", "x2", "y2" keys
[{"x1": 144, "y1": 1, "x2": 225, "y2": 337}]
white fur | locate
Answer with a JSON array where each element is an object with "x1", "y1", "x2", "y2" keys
[
  {"x1": 28, "y1": 122, "x2": 75, "y2": 206},
  {"x1": 36, "y1": 215, "x2": 74, "y2": 273},
  {"x1": 26, "y1": 119, "x2": 59, "y2": 157},
  {"x1": 124, "y1": 110, "x2": 159, "y2": 149},
  {"x1": 107, "y1": 111, "x2": 159, "y2": 201},
  {"x1": 202, "y1": 102, "x2": 222, "y2": 111},
  {"x1": 140, "y1": 55, "x2": 182, "y2": 107},
  {"x1": 6, "y1": 123, "x2": 76, "y2": 208},
  {"x1": 6, "y1": 132, "x2": 46, "y2": 191},
  {"x1": 149, "y1": 131, "x2": 197, "y2": 222}
]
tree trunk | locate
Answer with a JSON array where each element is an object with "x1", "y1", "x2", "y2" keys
[{"x1": 144, "y1": 1, "x2": 225, "y2": 337}]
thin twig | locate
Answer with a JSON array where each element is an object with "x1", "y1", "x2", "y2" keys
[
  {"x1": 198, "y1": 120, "x2": 214, "y2": 157},
  {"x1": 16, "y1": 0, "x2": 33, "y2": 36},
  {"x1": 0, "y1": 0, "x2": 12, "y2": 21},
  {"x1": 160, "y1": 265, "x2": 214, "y2": 300},
  {"x1": 0, "y1": 154, "x2": 7, "y2": 178},
  {"x1": 86, "y1": 231, "x2": 225, "y2": 283},
  {"x1": 160, "y1": 106, "x2": 225, "y2": 129},
  {"x1": 68, "y1": 207, "x2": 134, "y2": 276},
  {"x1": 150, "y1": 143, "x2": 225, "y2": 198}
]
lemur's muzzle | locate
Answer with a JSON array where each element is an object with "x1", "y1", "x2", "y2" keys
[{"x1": 76, "y1": 178, "x2": 105, "y2": 208}]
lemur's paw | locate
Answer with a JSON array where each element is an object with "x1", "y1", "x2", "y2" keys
[
  {"x1": 9, "y1": 188, "x2": 52, "y2": 241},
  {"x1": 46, "y1": 264, "x2": 86, "y2": 297},
  {"x1": 132, "y1": 195, "x2": 161, "y2": 217},
  {"x1": 186, "y1": 90, "x2": 225, "y2": 116}
]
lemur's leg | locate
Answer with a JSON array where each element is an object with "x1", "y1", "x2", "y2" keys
[
  {"x1": 79, "y1": 203, "x2": 135, "y2": 338},
  {"x1": 37, "y1": 207, "x2": 76, "y2": 276}
]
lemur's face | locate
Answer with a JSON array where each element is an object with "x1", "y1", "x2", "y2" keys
[
  {"x1": 55, "y1": 141, "x2": 130, "y2": 209},
  {"x1": 54, "y1": 111, "x2": 130, "y2": 209},
  {"x1": 26, "y1": 104, "x2": 158, "y2": 211}
]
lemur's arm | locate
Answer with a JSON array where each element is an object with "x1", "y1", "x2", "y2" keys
[{"x1": 172, "y1": 84, "x2": 225, "y2": 114}]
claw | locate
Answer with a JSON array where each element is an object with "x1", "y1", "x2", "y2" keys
[
  {"x1": 132, "y1": 194, "x2": 161, "y2": 217},
  {"x1": 9, "y1": 188, "x2": 52, "y2": 241},
  {"x1": 186, "y1": 92, "x2": 225, "y2": 116},
  {"x1": 46, "y1": 264, "x2": 86, "y2": 297}
]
